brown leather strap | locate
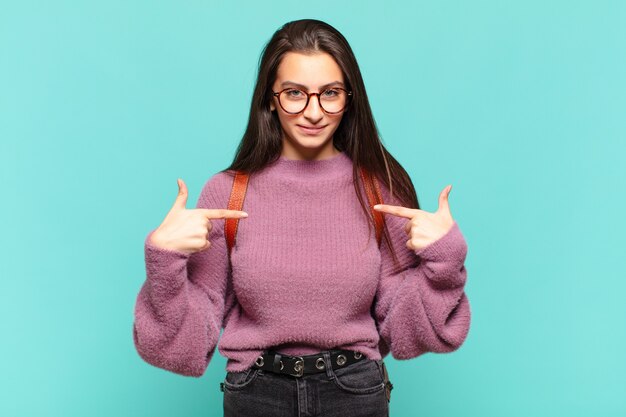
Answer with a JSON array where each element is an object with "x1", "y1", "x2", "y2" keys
[
  {"x1": 359, "y1": 166, "x2": 385, "y2": 247},
  {"x1": 225, "y1": 168, "x2": 385, "y2": 253},
  {"x1": 224, "y1": 171, "x2": 250, "y2": 256}
]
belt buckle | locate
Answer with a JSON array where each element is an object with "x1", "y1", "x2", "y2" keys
[{"x1": 287, "y1": 356, "x2": 305, "y2": 377}]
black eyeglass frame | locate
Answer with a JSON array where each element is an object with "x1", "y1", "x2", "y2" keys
[{"x1": 271, "y1": 87, "x2": 353, "y2": 114}]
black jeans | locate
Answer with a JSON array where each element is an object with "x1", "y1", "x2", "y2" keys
[{"x1": 221, "y1": 350, "x2": 390, "y2": 417}]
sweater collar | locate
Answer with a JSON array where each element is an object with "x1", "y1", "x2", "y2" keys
[{"x1": 263, "y1": 151, "x2": 353, "y2": 181}]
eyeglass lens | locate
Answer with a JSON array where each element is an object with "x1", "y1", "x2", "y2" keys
[{"x1": 278, "y1": 88, "x2": 348, "y2": 113}]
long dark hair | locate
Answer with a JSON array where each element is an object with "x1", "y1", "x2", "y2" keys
[{"x1": 220, "y1": 18, "x2": 420, "y2": 270}]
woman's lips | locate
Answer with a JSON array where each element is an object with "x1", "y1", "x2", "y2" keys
[{"x1": 297, "y1": 124, "x2": 326, "y2": 135}]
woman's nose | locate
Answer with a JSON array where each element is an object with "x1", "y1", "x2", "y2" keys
[{"x1": 303, "y1": 95, "x2": 324, "y2": 122}]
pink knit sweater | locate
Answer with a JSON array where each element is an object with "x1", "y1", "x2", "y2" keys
[{"x1": 132, "y1": 151, "x2": 471, "y2": 376}]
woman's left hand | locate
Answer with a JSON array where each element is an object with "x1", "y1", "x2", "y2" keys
[{"x1": 373, "y1": 184, "x2": 456, "y2": 252}]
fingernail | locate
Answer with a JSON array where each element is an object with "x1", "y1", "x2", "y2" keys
[{"x1": 241, "y1": 212, "x2": 248, "y2": 217}]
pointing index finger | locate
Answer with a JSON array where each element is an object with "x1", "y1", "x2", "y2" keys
[
  {"x1": 373, "y1": 204, "x2": 416, "y2": 219},
  {"x1": 201, "y1": 208, "x2": 249, "y2": 219}
]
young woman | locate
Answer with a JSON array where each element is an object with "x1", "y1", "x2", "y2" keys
[{"x1": 133, "y1": 19, "x2": 471, "y2": 417}]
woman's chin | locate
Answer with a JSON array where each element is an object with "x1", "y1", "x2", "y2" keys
[{"x1": 283, "y1": 133, "x2": 335, "y2": 154}]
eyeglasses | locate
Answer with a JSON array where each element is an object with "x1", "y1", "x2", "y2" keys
[{"x1": 272, "y1": 87, "x2": 352, "y2": 114}]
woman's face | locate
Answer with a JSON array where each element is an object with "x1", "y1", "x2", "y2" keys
[{"x1": 270, "y1": 51, "x2": 346, "y2": 160}]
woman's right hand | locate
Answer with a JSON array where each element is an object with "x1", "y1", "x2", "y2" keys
[{"x1": 149, "y1": 178, "x2": 248, "y2": 255}]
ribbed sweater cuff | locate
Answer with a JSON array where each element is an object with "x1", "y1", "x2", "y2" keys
[
  {"x1": 144, "y1": 229, "x2": 191, "y2": 288},
  {"x1": 414, "y1": 221, "x2": 467, "y2": 264},
  {"x1": 144, "y1": 229, "x2": 191, "y2": 260}
]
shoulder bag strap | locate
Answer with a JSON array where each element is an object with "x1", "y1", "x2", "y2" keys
[
  {"x1": 359, "y1": 166, "x2": 385, "y2": 247},
  {"x1": 225, "y1": 171, "x2": 249, "y2": 256}
]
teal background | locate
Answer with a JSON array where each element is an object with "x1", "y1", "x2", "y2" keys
[{"x1": 1, "y1": 0, "x2": 625, "y2": 416}]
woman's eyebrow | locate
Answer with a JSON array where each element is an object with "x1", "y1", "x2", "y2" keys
[{"x1": 280, "y1": 80, "x2": 345, "y2": 90}]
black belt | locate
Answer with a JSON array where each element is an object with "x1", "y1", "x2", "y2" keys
[{"x1": 252, "y1": 349, "x2": 366, "y2": 377}]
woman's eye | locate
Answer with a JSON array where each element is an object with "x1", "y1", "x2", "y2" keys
[
  {"x1": 323, "y1": 89, "x2": 339, "y2": 97},
  {"x1": 287, "y1": 89, "x2": 304, "y2": 97}
]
